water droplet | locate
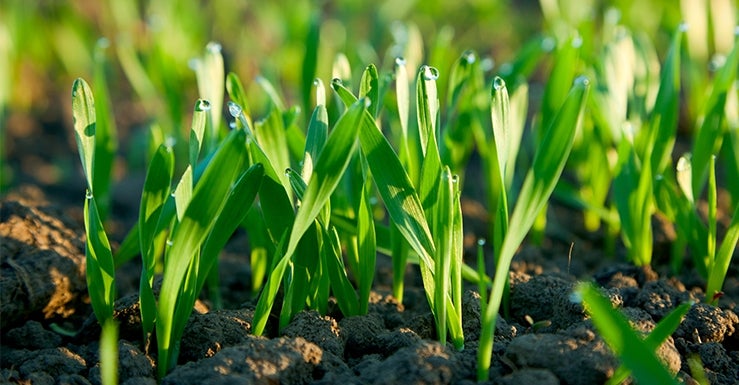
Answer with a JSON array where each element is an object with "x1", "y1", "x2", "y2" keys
[
  {"x1": 369, "y1": 197, "x2": 378, "y2": 205},
  {"x1": 481, "y1": 58, "x2": 495, "y2": 72},
  {"x1": 422, "y1": 66, "x2": 439, "y2": 81},
  {"x1": 575, "y1": 76, "x2": 590, "y2": 87},
  {"x1": 709, "y1": 54, "x2": 727, "y2": 72},
  {"x1": 493, "y1": 77, "x2": 506, "y2": 91},
  {"x1": 97, "y1": 37, "x2": 110, "y2": 49},
  {"x1": 677, "y1": 155, "x2": 692, "y2": 172},
  {"x1": 206, "y1": 41, "x2": 222, "y2": 54},
  {"x1": 228, "y1": 101, "x2": 242, "y2": 118},
  {"x1": 451, "y1": 175, "x2": 459, "y2": 184},
  {"x1": 196, "y1": 99, "x2": 211, "y2": 111},
  {"x1": 604, "y1": 8, "x2": 621, "y2": 25},
  {"x1": 572, "y1": 35, "x2": 583, "y2": 48},
  {"x1": 498, "y1": 63, "x2": 513, "y2": 76},
  {"x1": 362, "y1": 98, "x2": 372, "y2": 108},
  {"x1": 331, "y1": 78, "x2": 343, "y2": 86},
  {"x1": 462, "y1": 50, "x2": 476, "y2": 64},
  {"x1": 166, "y1": 240, "x2": 174, "y2": 247},
  {"x1": 313, "y1": 78, "x2": 321, "y2": 86},
  {"x1": 285, "y1": 168, "x2": 293, "y2": 177},
  {"x1": 395, "y1": 57, "x2": 406, "y2": 67},
  {"x1": 165, "y1": 136, "x2": 176, "y2": 148},
  {"x1": 85, "y1": 190, "x2": 93, "y2": 200},
  {"x1": 541, "y1": 37, "x2": 556, "y2": 52},
  {"x1": 477, "y1": 239, "x2": 486, "y2": 246},
  {"x1": 655, "y1": 174, "x2": 664, "y2": 181},
  {"x1": 679, "y1": 22, "x2": 689, "y2": 33},
  {"x1": 188, "y1": 58, "x2": 201, "y2": 71},
  {"x1": 170, "y1": 190, "x2": 176, "y2": 197},
  {"x1": 229, "y1": 121, "x2": 236, "y2": 129}
]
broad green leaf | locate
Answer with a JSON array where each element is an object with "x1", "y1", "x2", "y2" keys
[
  {"x1": 416, "y1": 65, "x2": 440, "y2": 157},
  {"x1": 302, "y1": 104, "x2": 328, "y2": 181},
  {"x1": 359, "y1": 64, "x2": 379, "y2": 117},
  {"x1": 255, "y1": 108, "x2": 291, "y2": 194},
  {"x1": 173, "y1": 166, "x2": 193, "y2": 221},
  {"x1": 72, "y1": 78, "x2": 96, "y2": 190},
  {"x1": 84, "y1": 195, "x2": 116, "y2": 325}
]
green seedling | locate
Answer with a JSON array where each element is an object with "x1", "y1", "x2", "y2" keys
[
  {"x1": 100, "y1": 319, "x2": 118, "y2": 385},
  {"x1": 577, "y1": 283, "x2": 691, "y2": 385},
  {"x1": 477, "y1": 76, "x2": 589, "y2": 380},
  {"x1": 72, "y1": 78, "x2": 116, "y2": 327},
  {"x1": 612, "y1": 25, "x2": 683, "y2": 267}
]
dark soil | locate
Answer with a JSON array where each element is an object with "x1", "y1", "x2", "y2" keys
[{"x1": 1, "y1": 185, "x2": 738, "y2": 385}]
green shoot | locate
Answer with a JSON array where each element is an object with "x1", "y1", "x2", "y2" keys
[
  {"x1": 72, "y1": 78, "x2": 116, "y2": 326},
  {"x1": 100, "y1": 319, "x2": 119, "y2": 385},
  {"x1": 577, "y1": 283, "x2": 686, "y2": 385},
  {"x1": 477, "y1": 77, "x2": 589, "y2": 380}
]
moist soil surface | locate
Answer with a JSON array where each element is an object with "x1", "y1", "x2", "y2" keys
[{"x1": 1, "y1": 184, "x2": 738, "y2": 385}]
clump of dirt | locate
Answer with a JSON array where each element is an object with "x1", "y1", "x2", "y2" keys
[{"x1": 1, "y1": 186, "x2": 738, "y2": 384}]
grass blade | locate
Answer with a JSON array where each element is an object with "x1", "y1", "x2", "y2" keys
[
  {"x1": 252, "y1": 98, "x2": 366, "y2": 335},
  {"x1": 478, "y1": 77, "x2": 588, "y2": 380},
  {"x1": 84, "y1": 195, "x2": 116, "y2": 325},
  {"x1": 578, "y1": 283, "x2": 680, "y2": 385},
  {"x1": 156, "y1": 129, "x2": 249, "y2": 377},
  {"x1": 72, "y1": 78, "x2": 96, "y2": 190}
]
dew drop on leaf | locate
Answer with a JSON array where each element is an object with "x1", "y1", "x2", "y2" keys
[
  {"x1": 422, "y1": 66, "x2": 440, "y2": 81},
  {"x1": 85, "y1": 190, "x2": 93, "y2": 200},
  {"x1": 188, "y1": 58, "x2": 201, "y2": 71},
  {"x1": 228, "y1": 101, "x2": 242, "y2": 118},
  {"x1": 541, "y1": 37, "x2": 555, "y2": 52},
  {"x1": 165, "y1": 136, "x2": 176, "y2": 148},
  {"x1": 463, "y1": 50, "x2": 476, "y2": 64},
  {"x1": 395, "y1": 57, "x2": 406, "y2": 67},
  {"x1": 196, "y1": 99, "x2": 211, "y2": 111},
  {"x1": 574, "y1": 76, "x2": 590, "y2": 87},
  {"x1": 493, "y1": 77, "x2": 506, "y2": 91},
  {"x1": 96, "y1": 37, "x2": 110, "y2": 49},
  {"x1": 206, "y1": 41, "x2": 222, "y2": 54}
]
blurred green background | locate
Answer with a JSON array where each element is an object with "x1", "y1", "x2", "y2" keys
[{"x1": 1, "y1": 0, "x2": 735, "y2": 196}]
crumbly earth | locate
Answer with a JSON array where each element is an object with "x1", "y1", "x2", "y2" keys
[{"x1": 1, "y1": 187, "x2": 738, "y2": 385}]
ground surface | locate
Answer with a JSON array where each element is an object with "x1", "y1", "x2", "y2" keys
[{"x1": 1, "y1": 179, "x2": 738, "y2": 384}]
